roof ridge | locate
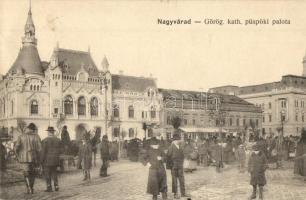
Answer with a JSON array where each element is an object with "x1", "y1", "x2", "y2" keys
[
  {"x1": 57, "y1": 48, "x2": 89, "y2": 54},
  {"x1": 240, "y1": 81, "x2": 281, "y2": 89},
  {"x1": 112, "y1": 74, "x2": 155, "y2": 80},
  {"x1": 159, "y1": 88, "x2": 206, "y2": 94}
]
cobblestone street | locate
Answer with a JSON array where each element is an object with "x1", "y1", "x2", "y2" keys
[{"x1": 1, "y1": 160, "x2": 306, "y2": 200}]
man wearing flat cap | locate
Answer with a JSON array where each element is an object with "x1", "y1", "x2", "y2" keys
[
  {"x1": 15, "y1": 123, "x2": 41, "y2": 194},
  {"x1": 41, "y1": 126, "x2": 62, "y2": 192},
  {"x1": 167, "y1": 133, "x2": 190, "y2": 199}
]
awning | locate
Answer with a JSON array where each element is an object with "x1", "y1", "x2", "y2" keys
[{"x1": 179, "y1": 127, "x2": 228, "y2": 133}]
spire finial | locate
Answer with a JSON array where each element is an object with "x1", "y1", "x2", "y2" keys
[
  {"x1": 101, "y1": 55, "x2": 109, "y2": 72},
  {"x1": 29, "y1": 0, "x2": 32, "y2": 14}
]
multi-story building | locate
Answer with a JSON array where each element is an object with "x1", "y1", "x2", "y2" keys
[
  {"x1": 0, "y1": 6, "x2": 158, "y2": 141},
  {"x1": 0, "y1": 5, "x2": 263, "y2": 141},
  {"x1": 209, "y1": 57, "x2": 306, "y2": 136},
  {"x1": 158, "y1": 89, "x2": 262, "y2": 139},
  {"x1": 111, "y1": 74, "x2": 160, "y2": 140}
]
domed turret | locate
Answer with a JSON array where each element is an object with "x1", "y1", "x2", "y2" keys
[{"x1": 8, "y1": 2, "x2": 43, "y2": 76}]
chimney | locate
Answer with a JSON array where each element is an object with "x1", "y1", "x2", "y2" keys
[{"x1": 119, "y1": 70, "x2": 124, "y2": 75}]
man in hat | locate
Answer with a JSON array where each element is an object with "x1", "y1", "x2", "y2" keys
[
  {"x1": 99, "y1": 135, "x2": 110, "y2": 177},
  {"x1": 248, "y1": 144, "x2": 268, "y2": 200},
  {"x1": 41, "y1": 126, "x2": 62, "y2": 192},
  {"x1": 167, "y1": 133, "x2": 190, "y2": 199},
  {"x1": 15, "y1": 123, "x2": 41, "y2": 194}
]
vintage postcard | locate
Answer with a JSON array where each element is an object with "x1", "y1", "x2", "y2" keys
[{"x1": 0, "y1": 0, "x2": 306, "y2": 200}]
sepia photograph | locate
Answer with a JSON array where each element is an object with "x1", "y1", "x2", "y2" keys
[{"x1": 0, "y1": 0, "x2": 306, "y2": 199}]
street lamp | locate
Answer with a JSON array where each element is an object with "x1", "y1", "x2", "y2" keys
[
  {"x1": 277, "y1": 109, "x2": 286, "y2": 168},
  {"x1": 101, "y1": 76, "x2": 109, "y2": 137}
]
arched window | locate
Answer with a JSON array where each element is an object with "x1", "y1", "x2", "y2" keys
[
  {"x1": 128, "y1": 105, "x2": 134, "y2": 118},
  {"x1": 150, "y1": 106, "x2": 156, "y2": 119},
  {"x1": 30, "y1": 100, "x2": 38, "y2": 115},
  {"x1": 78, "y1": 96, "x2": 86, "y2": 116},
  {"x1": 64, "y1": 95, "x2": 73, "y2": 115},
  {"x1": 129, "y1": 128, "x2": 134, "y2": 138},
  {"x1": 90, "y1": 97, "x2": 98, "y2": 116},
  {"x1": 33, "y1": 85, "x2": 36, "y2": 91},
  {"x1": 30, "y1": 85, "x2": 33, "y2": 91},
  {"x1": 113, "y1": 104, "x2": 119, "y2": 118}
]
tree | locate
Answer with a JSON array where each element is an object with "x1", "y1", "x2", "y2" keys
[{"x1": 171, "y1": 116, "x2": 182, "y2": 130}]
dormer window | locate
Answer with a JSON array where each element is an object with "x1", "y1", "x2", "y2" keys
[{"x1": 78, "y1": 72, "x2": 86, "y2": 82}]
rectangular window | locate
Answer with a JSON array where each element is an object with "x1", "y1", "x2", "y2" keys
[
  {"x1": 269, "y1": 115, "x2": 272, "y2": 122},
  {"x1": 243, "y1": 119, "x2": 246, "y2": 126},
  {"x1": 192, "y1": 119, "x2": 196, "y2": 125},
  {"x1": 263, "y1": 116, "x2": 265, "y2": 123},
  {"x1": 229, "y1": 118, "x2": 233, "y2": 126},
  {"x1": 54, "y1": 108, "x2": 58, "y2": 114},
  {"x1": 269, "y1": 102, "x2": 272, "y2": 109},
  {"x1": 113, "y1": 127, "x2": 119, "y2": 137},
  {"x1": 295, "y1": 114, "x2": 298, "y2": 122},
  {"x1": 236, "y1": 118, "x2": 240, "y2": 126},
  {"x1": 184, "y1": 119, "x2": 188, "y2": 125}
]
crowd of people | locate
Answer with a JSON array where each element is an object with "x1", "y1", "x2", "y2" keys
[
  {"x1": 0, "y1": 123, "x2": 113, "y2": 194},
  {"x1": 1, "y1": 123, "x2": 306, "y2": 200},
  {"x1": 138, "y1": 130, "x2": 306, "y2": 200}
]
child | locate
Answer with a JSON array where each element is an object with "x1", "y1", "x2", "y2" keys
[
  {"x1": 248, "y1": 144, "x2": 268, "y2": 200},
  {"x1": 79, "y1": 134, "x2": 92, "y2": 181},
  {"x1": 236, "y1": 144, "x2": 246, "y2": 173}
]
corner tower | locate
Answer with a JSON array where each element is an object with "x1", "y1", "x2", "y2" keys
[{"x1": 8, "y1": 1, "x2": 44, "y2": 76}]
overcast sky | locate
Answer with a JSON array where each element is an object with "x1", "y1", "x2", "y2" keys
[{"x1": 0, "y1": 0, "x2": 306, "y2": 91}]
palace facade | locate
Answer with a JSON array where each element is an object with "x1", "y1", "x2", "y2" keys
[{"x1": 0, "y1": 6, "x2": 261, "y2": 141}]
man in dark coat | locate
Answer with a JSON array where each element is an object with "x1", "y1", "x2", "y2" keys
[
  {"x1": 198, "y1": 139, "x2": 209, "y2": 166},
  {"x1": 143, "y1": 136, "x2": 167, "y2": 200},
  {"x1": 15, "y1": 123, "x2": 41, "y2": 194},
  {"x1": 61, "y1": 126, "x2": 71, "y2": 154},
  {"x1": 0, "y1": 139, "x2": 6, "y2": 172},
  {"x1": 167, "y1": 133, "x2": 190, "y2": 199},
  {"x1": 79, "y1": 133, "x2": 92, "y2": 181},
  {"x1": 99, "y1": 135, "x2": 110, "y2": 177},
  {"x1": 294, "y1": 129, "x2": 306, "y2": 180},
  {"x1": 41, "y1": 127, "x2": 62, "y2": 192},
  {"x1": 248, "y1": 144, "x2": 268, "y2": 200}
]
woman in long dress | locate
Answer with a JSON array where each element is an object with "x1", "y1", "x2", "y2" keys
[{"x1": 142, "y1": 137, "x2": 167, "y2": 200}]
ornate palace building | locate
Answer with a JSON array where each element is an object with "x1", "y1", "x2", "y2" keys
[
  {"x1": 210, "y1": 56, "x2": 306, "y2": 136},
  {"x1": 0, "y1": 7, "x2": 159, "y2": 140},
  {"x1": 0, "y1": 5, "x2": 261, "y2": 141}
]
